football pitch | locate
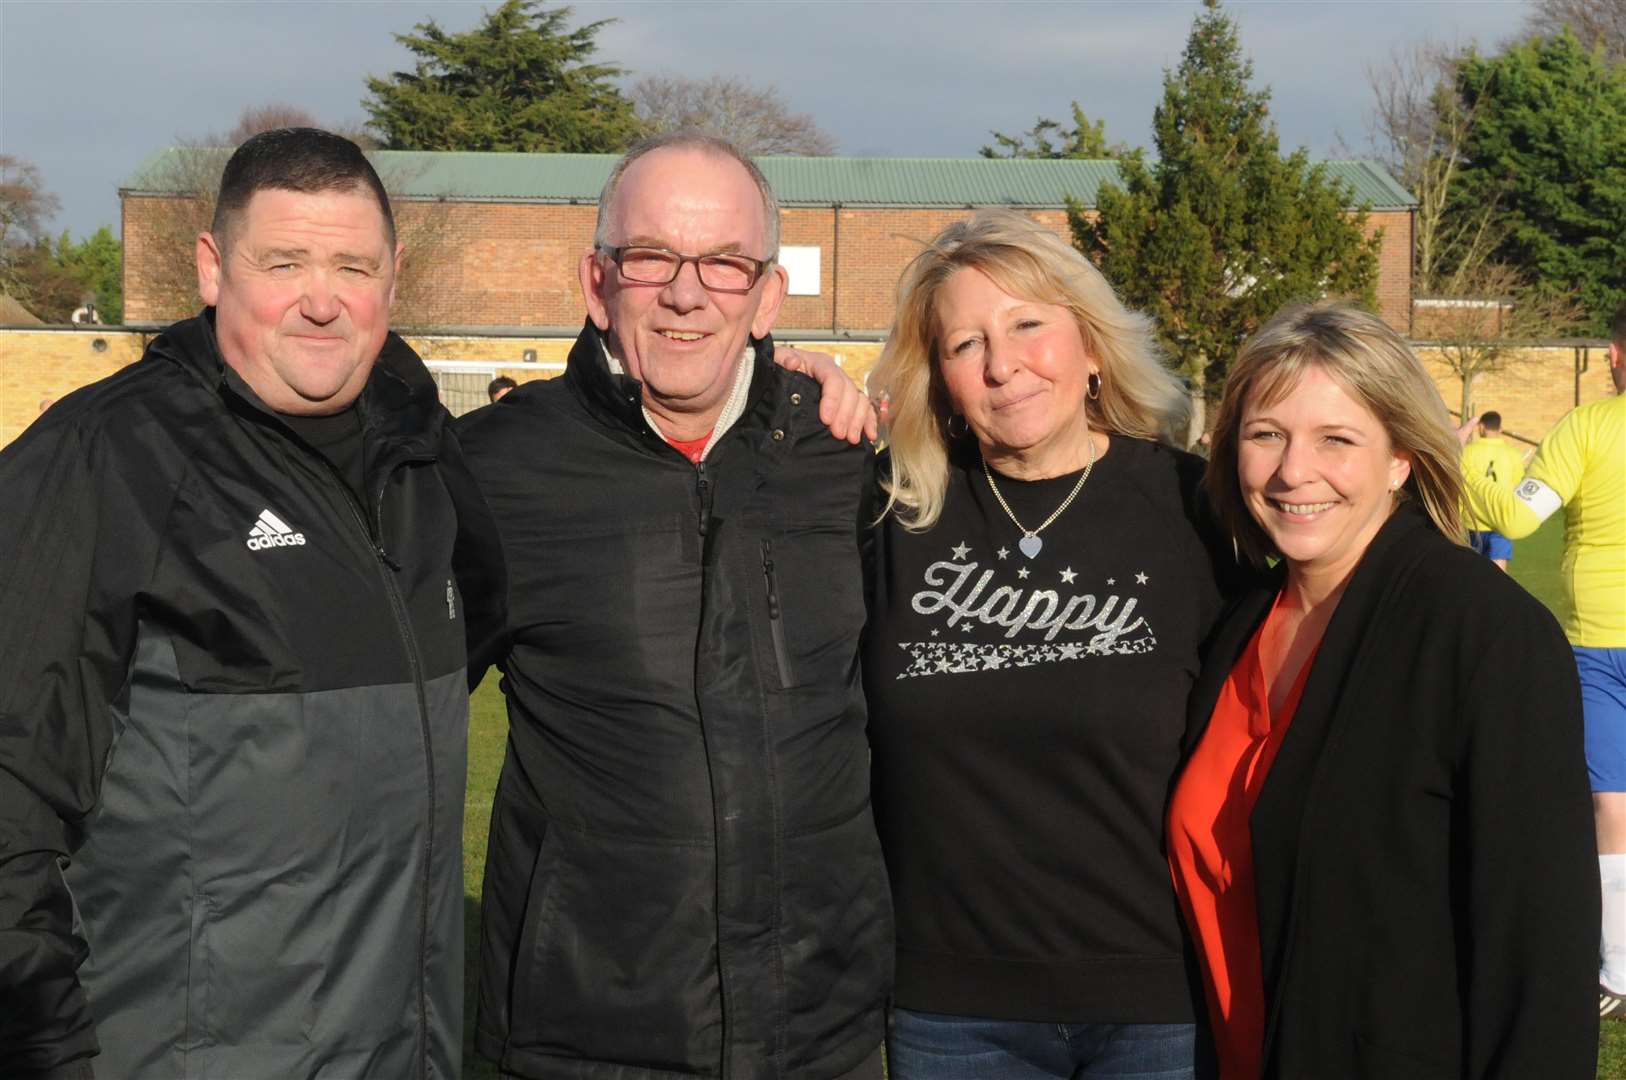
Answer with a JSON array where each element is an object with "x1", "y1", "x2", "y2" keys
[{"x1": 458, "y1": 512, "x2": 1625, "y2": 1078}]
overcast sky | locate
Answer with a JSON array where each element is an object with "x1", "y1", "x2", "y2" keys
[{"x1": 2, "y1": 1, "x2": 1532, "y2": 239}]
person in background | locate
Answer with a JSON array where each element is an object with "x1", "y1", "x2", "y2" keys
[
  {"x1": 863, "y1": 208, "x2": 1242, "y2": 1079},
  {"x1": 1462, "y1": 300, "x2": 1626, "y2": 1020},
  {"x1": 1459, "y1": 409, "x2": 1524, "y2": 569},
  {"x1": 487, "y1": 374, "x2": 516, "y2": 402},
  {"x1": 1171, "y1": 301, "x2": 1596, "y2": 1079}
]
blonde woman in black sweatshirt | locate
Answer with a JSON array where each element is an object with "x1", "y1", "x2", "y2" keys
[{"x1": 864, "y1": 209, "x2": 1242, "y2": 1079}]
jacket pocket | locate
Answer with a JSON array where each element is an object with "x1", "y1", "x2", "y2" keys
[
  {"x1": 191, "y1": 888, "x2": 324, "y2": 1048},
  {"x1": 778, "y1": 802, "x2": 893, "y2": 1071},
  {"x1": 761, "y1": 538, "x2": 796, "y2": 689},
  {"x1": 505, "y1": 825, "x2": 723, "y2": 1072},
  {"x1": 760, "y1": 522, "x2": 864, "y2": 693}
]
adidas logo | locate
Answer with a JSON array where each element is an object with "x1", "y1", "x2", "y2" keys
[{"x1": 245, "y1": 508, "x2": 307, "y2": 551}]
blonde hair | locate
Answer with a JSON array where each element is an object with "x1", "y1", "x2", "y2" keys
[
  {"x1": 1206, "y1": 300, "x2": 1466, "y2": 568},
  {"x1": 870, "y1": 208, "x2": 1189, "y2": 530}
]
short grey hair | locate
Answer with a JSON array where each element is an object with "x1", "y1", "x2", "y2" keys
[{"x1": 592, "y1": 131, "x2": 781, "y2": 260}]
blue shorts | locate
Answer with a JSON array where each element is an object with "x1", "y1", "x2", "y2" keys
[
  {"x1": 1578, "y1": 647, "x2": 1626, "y2": 792},
  {"x1": 1468, "y1": 530, "x2": 1513, "y2": 561}
]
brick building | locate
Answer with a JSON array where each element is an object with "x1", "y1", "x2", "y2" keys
[{"x1": 120, "y1": 151, "x2": 1415, "y2": 333}]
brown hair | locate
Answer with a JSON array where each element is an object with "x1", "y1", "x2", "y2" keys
[{"x1": 1206, "y1": 300, "x2": 1465, "y2": 567}]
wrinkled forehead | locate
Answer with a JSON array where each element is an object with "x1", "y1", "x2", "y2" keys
[{"x1": 610, "y1": 149, "x2": 768, "y2": 252}]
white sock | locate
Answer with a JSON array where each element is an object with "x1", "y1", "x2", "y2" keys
[{"x1": 1600, "y1": 855, "x2": 1626, "y2": 993}]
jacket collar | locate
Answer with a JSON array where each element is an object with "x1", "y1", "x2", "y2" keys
[
  {"x1": 146, "y1": 309, "x2": 443, "y2": 461},
  {"x1": 1185, "y1": 504, "x2": 1440, "y2": 1061},
  {"x1": 562, "y1": 318, "x2": 779, "y2": 445}
]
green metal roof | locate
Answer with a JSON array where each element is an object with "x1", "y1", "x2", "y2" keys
[{"x1": 123, "y1": 149, "x2": 1414, "y2": 210}]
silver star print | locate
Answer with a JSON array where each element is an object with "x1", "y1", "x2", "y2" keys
[
  {"x1": 1060, "y1": 567, "x2": 1077, "y2": 584},
  {"x1": 1135, "y1": 571, "x2": 1149, "y2": 584},
  {"x1": 997, "y1": 546, "x2": 1010, "y2": 560},
  {"x1": 961, "y1": 623, "x2": 973, "y2": 633},
  {"x1": 1017, "y1": 567, "x2": 1030, "y2": 580},
  {"x1": 1107, "y1": 577, "x2": 1116, "y2": 586},
  {"x1": 930, "y1": 628, "x2": 940, "y2": 637},
  {"x1": 951, "y1": 541, "x2": 971, "y2": 560}
]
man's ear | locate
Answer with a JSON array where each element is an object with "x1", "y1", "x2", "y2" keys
[
  {"x1": 196, "y1": 231, "x2": 224, "y2": 306},
  {"x1": 750, "y1": 263, "x2": 789, "y2": 339},
  {"x1": 579, "y1": 248, "x2": 611, "y2": 331}
]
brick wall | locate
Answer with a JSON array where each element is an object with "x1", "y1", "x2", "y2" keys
[
  {"x1": 1368, "y1": 210, "x2": 1412, "y2": 332},
  {"x1": 0, "y1": 329, "x2": 150, "y2": 446},
  {"x1": 1416, "y1": 344, "x2": 1617, "y2": 444},
  {"x1": 393, "y1": 202, "x2": 598, "y2": 329},
  {"x1": 124, "y1": 196, "x2": 1411, "y2": 335}
]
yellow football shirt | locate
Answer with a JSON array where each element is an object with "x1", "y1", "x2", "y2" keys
[
  {"x1": 1460, "y1": 435, "x2": 1526, "y2": 533},
  {"x1": 1464, "y1": 393, "x2": 1626, "y2": 646}
]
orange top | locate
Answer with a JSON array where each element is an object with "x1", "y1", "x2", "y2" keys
[
  {"x1": 665, "y1": 432, "x2": 712, "y2": 464},
  {"x1": 1167, "y1": 595, "x2": 1317, "y2": 1080}
]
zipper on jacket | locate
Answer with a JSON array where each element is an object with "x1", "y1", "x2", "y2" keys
[
  {"x1": 696, "y1": 459, "x2": 711, "y2": 537},
  {"x1": 760, "y1": 538, "x2": 795, "y2": 689},
  {"x1": 321, "y1": 455, "x2": 438, "y2": 1080}
]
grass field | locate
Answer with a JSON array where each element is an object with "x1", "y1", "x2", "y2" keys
[{"x1": 457, "y1": 510, "x2": 1625, "y2": 1078}]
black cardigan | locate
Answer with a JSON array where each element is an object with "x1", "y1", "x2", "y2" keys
[{"x1": 1182, "y1": 506, "x2": 1598, "y2": 1079}]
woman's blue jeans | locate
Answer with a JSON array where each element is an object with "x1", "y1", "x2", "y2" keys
[{"x1": 889, "y1": 1008, "x2": 1198, "y2": 1080}]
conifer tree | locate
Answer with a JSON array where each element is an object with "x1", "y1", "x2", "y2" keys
[
  {"x1": 363, "y1": 2, "x2": 643, "y2": 153},
  {"x1": 1450, "y1": 31, "x2": 1626, "y2": 334},
  {"x1": 1072, "y1": 0, "x2": 1380, "y2": 416}
]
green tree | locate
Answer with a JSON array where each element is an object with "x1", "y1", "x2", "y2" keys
[
  {"x1": 363, "y1": 1, "x2": 643, "y2": 152},
  {"x1": 1450, "y1": 32, "x2": 1626, "y2": 334},
  {"x1": 1072, "y1": 0, "x2": 1380, "y2": 424},
  {"x1": 52, "y1": 227, "x2": 123, "y2": 323},
  {"x1": 981, "y1": 102, "x2": 1133, "y2": 159},
  {"x1": 3, "y1": 228, "x2": 124, "y2": 324},
  {"x1": 0, "y1": 154, "x2": 60, "y2": 303}
]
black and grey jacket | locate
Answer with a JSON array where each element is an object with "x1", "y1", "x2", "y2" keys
[
  {"x1": 0, "y1": 312, "x2": 480, "y2": 1079},
  {"x1": 458, "y1": 321, "x2": 891, "y2": 1080}
]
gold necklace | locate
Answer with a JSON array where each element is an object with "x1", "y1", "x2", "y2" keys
[{"x1": 981, "y1": 435, "x2": 1097, "y2": 559}]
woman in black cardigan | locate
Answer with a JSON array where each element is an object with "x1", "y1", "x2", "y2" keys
[{"x1": 1167, "y1": 301, "x2": 1598, "y2": 1079}]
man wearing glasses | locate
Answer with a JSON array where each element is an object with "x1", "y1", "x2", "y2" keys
[{"x1": 456, "y1": 134, "x2": 888, "y2": 1080}]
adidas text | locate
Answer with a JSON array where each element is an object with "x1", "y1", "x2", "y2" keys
[
  {"x1": 246, "y1": 509, "x2": 307, "y2": 552},
  {"x1": 247, "y1": 532, "x2": 307, "y2": 550}
]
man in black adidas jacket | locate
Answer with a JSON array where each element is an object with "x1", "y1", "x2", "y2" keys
[
  {"x1": 0, "y1": 130, "x2": 489, "y2": 1079},
  {"x1": 457, "y1": 134, "x2": 891, "y2": 1079}
]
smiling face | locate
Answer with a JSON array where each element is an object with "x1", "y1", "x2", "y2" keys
[
  {"x1": 197, "y1": 185, "x2": 399, "y2": 416},
  {"x1": 1237, "y1": 364, "x2": 1412, "y2": 588},
  {"x1": 580, "y1": 147, "x2": 787, "y2": 435},
  {"x1": 934, "y1": 266, "x2": 1097, "y2": 475}
]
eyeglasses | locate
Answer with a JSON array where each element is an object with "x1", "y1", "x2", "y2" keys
[{"x1": 598, "y1": 245, "x2": 771, "y2": 293}]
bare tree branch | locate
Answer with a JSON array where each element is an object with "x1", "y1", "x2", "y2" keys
[
  {"x1": 1525, "y1": 0, "x2": 1626, "y2": 62},
  {"x1": 1362, "y1": 40, "x2": 1507, "y2": 293},
  {"x1": 630, "y1": 74, "x2": 837, "y2": 155},
  {"x1": 1417, "y1": 262, "x2": 1588, "y2": 417},
  {"x1": 226, "y1": 104, "x2": 322, "y2": 145},
  {"x1": 0, "y1": 155, "x2": 62, "y2": 300}
]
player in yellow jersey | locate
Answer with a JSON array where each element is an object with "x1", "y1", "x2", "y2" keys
[
  {"x1": 1463, "y1": 302, "x2": 1626, "y2": 1018},
  {"x1": 1460, "y1": 410, "x2": 1526, "y2": 570}
]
